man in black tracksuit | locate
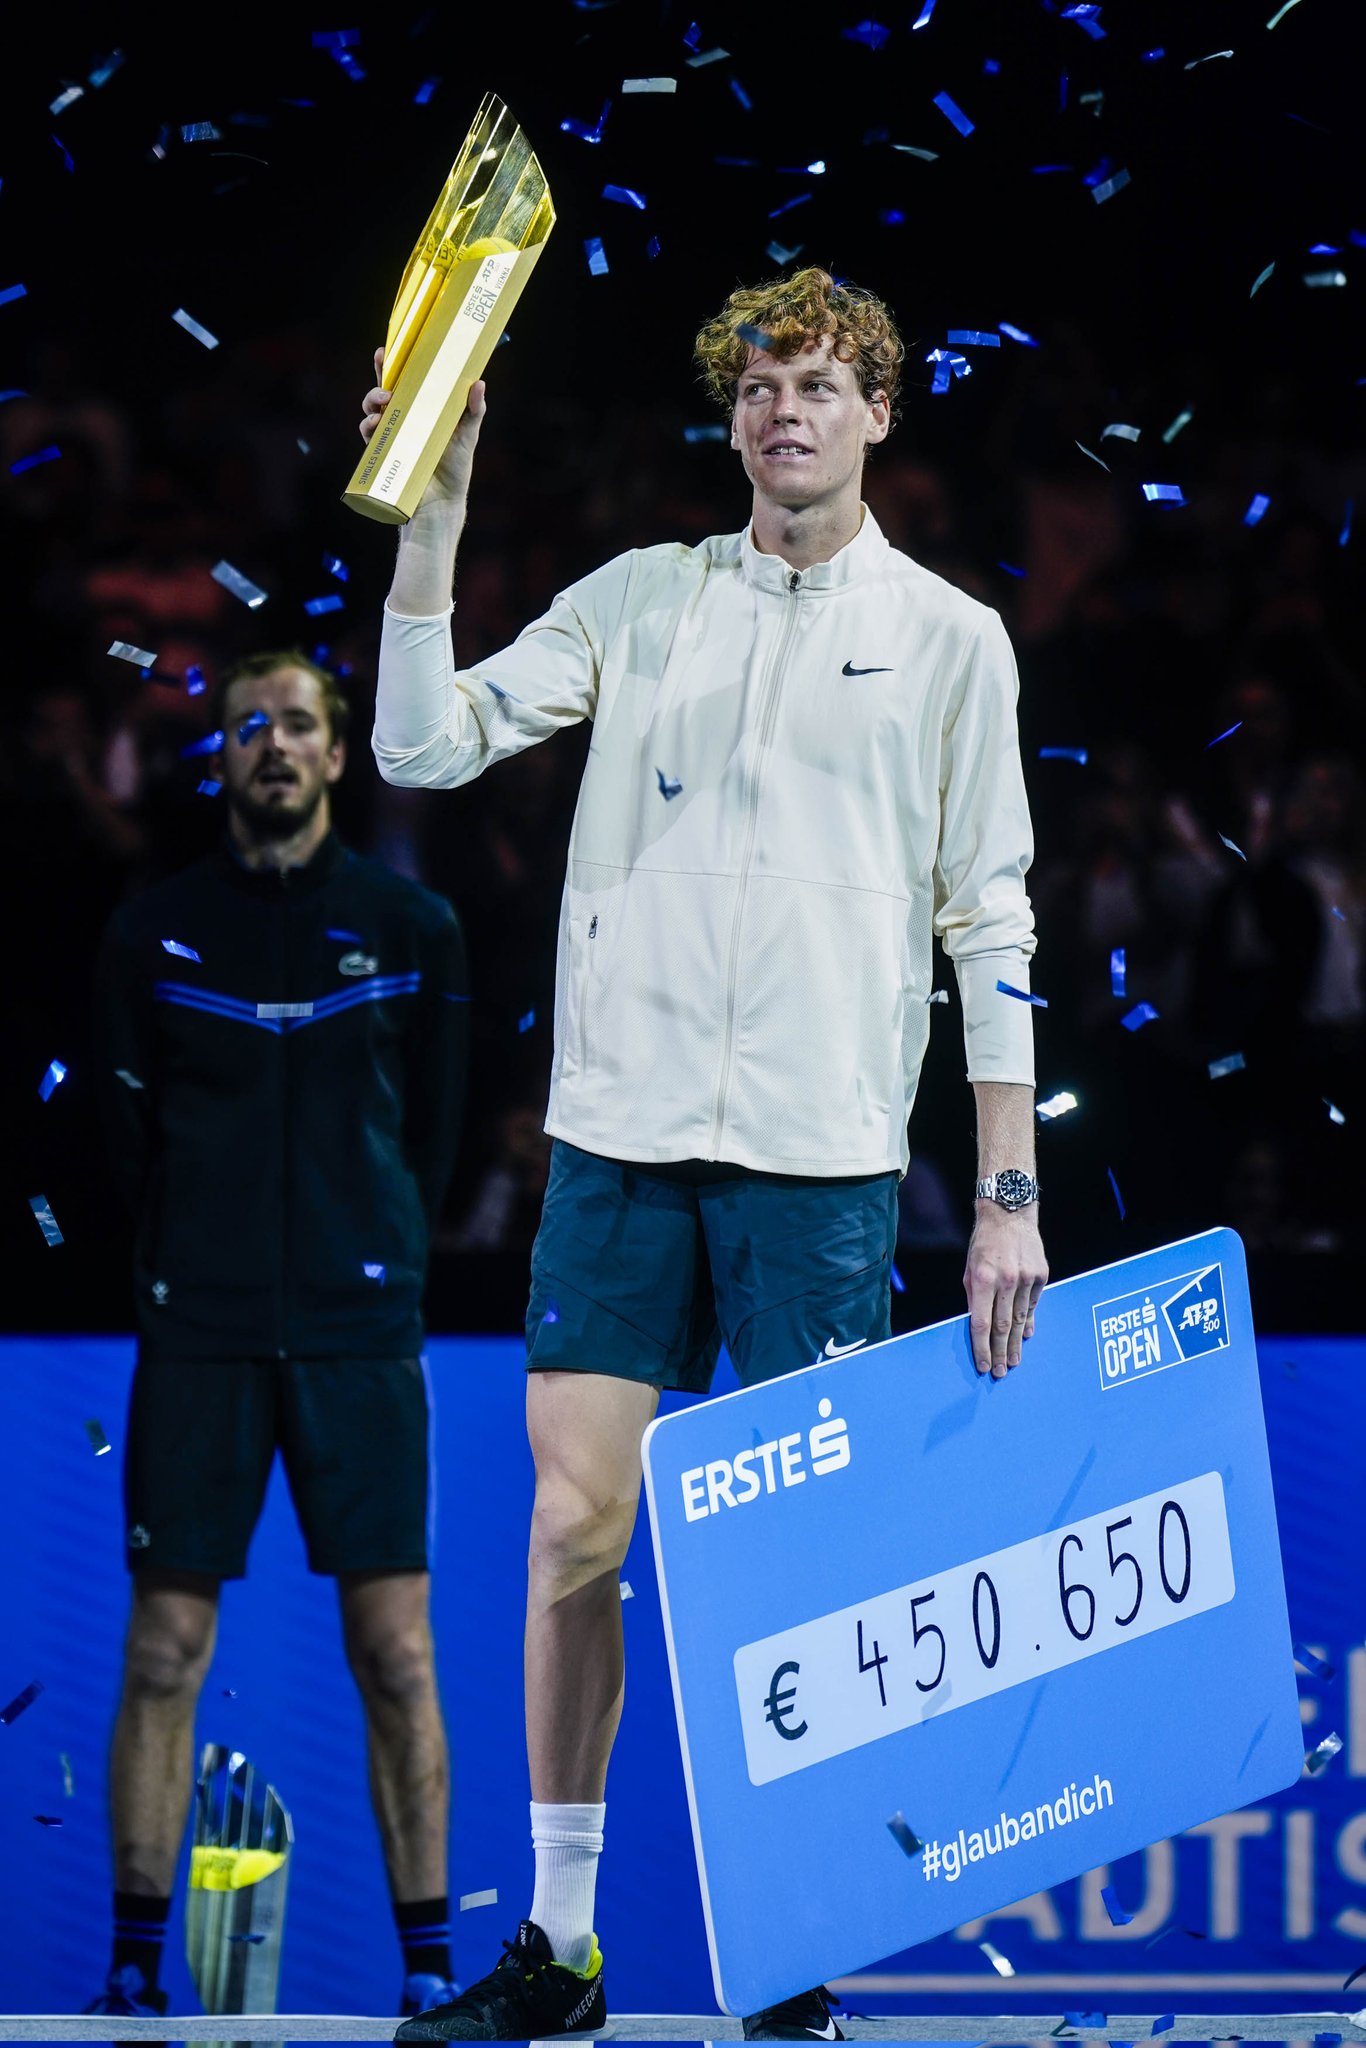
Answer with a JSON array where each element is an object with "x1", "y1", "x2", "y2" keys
[{"x1": 88, "y1": 649, "x2": 469, "y2": 2023}]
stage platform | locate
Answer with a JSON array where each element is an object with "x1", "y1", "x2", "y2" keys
[{"x1": 0, "y1": 2016, "x2": 1362, "y2": 2042}]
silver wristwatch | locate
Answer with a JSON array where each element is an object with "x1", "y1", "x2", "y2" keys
[{"x1": 975, "y1": 1168, "x2": 1040, "y2": 1211}]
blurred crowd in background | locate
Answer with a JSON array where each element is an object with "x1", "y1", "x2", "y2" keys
[{"x1": 4, "y1": 314, "x2": 1363, "y2": 1307}]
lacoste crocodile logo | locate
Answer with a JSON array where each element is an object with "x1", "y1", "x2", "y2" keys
[{"x1": 338, "y1": 951, "x2": 379, "y2": 978}]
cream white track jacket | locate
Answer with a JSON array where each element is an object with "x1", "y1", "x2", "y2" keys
[{"x1": 374, "y1": 508, "x2": 1036, "y2": 1177}]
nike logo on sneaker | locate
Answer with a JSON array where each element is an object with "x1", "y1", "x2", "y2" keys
[
  {"x1": 842, "y1": 660, "x2": 893, "y2": 676},
  {"x1": 822, "y1": 1336, "x2": 866, "y2": 1358},
  {"x1": 808, "y1": 2023, "x2": 840, "y2": 2041}
]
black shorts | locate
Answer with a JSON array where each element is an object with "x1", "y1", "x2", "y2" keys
[{"x1": 123, "y1": 1356, "x2": 432, "y2": 1578}]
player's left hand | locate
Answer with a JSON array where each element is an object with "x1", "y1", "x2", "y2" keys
[{"x1": 964, "y1": 1209, "x2": 1047, "y2": 1380}]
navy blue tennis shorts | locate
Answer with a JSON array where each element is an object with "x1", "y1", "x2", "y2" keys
[{"x1": 525, "y1": 1141, "x2": 899, "y2": 1393}]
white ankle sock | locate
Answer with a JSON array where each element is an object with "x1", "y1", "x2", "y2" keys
[{"x1": 528, "y1": 1800, "x2": 605, "y2": 1972}]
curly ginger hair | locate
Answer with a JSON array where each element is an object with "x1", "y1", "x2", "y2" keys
[{"x1": 694, "y1": 266, "x2": 904, "y2": 424}]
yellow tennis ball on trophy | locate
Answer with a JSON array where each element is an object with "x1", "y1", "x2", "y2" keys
[{"x1": 459, "y1": 236, "x2": 520, "y2": 260}]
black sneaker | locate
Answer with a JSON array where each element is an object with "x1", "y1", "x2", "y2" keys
[
  {"x1": 743, "y1": 1984, "x2": 845, "y2": 2040},
  {"x1": 82, "y1": 1964, "x2": 169, "y2": 2018},
  {"x1": 393, "y1": 1919, "x2": 605, "y2": 2041}
]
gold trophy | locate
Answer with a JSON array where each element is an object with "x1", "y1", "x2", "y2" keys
[{"x1": 344, "y1": 93, "x2": 554, "y2": 525}]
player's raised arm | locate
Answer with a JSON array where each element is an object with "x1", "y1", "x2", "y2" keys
[
  {"x1": 365, "y1": 353, "x2": 618, "y2": 792},
  {"x1": 359, "y1": 346, "x2": 487, "y2": 618}
]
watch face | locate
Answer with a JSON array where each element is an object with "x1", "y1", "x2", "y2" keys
[{"x1": 996, "y1": 1168, "x2": 1035, "y2": 1209}]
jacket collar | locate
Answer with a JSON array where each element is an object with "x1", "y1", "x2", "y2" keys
[
  {"x1": 217, "y1": 828, "x2": 346, "y2": 897},
  {"x1": 738, "y1": 504, "x2": 888, "y2": 594}
]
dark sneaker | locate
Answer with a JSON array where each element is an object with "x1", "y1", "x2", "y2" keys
[
  {"x1": 393, "y1": 1919, "x2": 604, "y2": 2041},
  {"x1": 82, "y1": 1963, "x2": 170, "y2": 2018},
  {"x1": 743, "y1": 1984, "x2": 845, "y2": 2040},
  {"x1": 401, "y1": 1973, "x2": 463, "y2": 2018}
]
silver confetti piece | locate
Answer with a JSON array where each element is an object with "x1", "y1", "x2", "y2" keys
[{"x1": 212, "y1": 559, "x2": 268, "y2": 609}]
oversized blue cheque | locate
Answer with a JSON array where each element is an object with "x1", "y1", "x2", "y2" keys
[{"x1": 641, "y1": 1228, "x2": 1304, "y2": 2016}]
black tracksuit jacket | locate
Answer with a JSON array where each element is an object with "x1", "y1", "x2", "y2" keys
[{"x1": 95, "y1": 832, "x2": 467, "y2": 1362}]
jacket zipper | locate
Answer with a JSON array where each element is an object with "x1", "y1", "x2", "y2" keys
[
  {"x1": 579, "y1": 914, "x2": 597, "y2": 1062},
  {"x1": 707, "y1": 569, "x2": 802, "y2": 1155}
]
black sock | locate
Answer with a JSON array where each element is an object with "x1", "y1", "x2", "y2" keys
[
  {"x1": 112, "y1": 1891, "x2": 172, "y2": 1989},
  {"x1": 395, "y1": 1895, "x2": 452, "y2": 1981}
]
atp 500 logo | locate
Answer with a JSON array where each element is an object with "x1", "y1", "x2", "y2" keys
[
  {"x1": 1092, "y1": 1261, "x2": 1230, "y2": 1391},
  {"x1": 680, "y1": 1400, "x2": 851, "y2": 1523}
]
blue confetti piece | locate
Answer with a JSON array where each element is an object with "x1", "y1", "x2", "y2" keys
[
  {"x1": 237, "y1": 710, "x2": 270, "y2": 745},
  {"x1": 1218, "y1": 832, "x2": 1247, "y2": 860},
  {"x1": 1340, "y1": 498, "x2": 1354, "y2": 548},
  {"x1": 1061, "y1": 2, "x2": 1106, "y2": 35},
  {"x1": 518, "y1": 1009, "x2": 536, "y2": 1033},
  {"x1": 766, "y1": 240, "x2": 804, "y2": 264},
  {"x1": 414, "y1": 77, "x2": 440, "y2": 105},
  {"x1": 322, "y1": 553, "x2": 349, "y2": 582},
  {"x1": 767, "y1": 192, "x2": 812, "y2": 219},
  {"x1": 0, "y1": 1681, "x2": 44, "y2": 1725},
  {"x1": 185, "y1": 664, "x2": 206, "y2": 696},
  {"x1": 1206, "y1": 721, "x2": 1243, "y2": 748},
  {"x1": 28, "y1": 1198, "x2": 63, "y2": 1248},
  {"x1": 983, "y1": 56, "x2": 1000, "y2": 72},
  {"x1": 683, "y1": 18, "x2": 701, "y2": 46},
  {"x1": 51, "y1": 134, "x2": 75, "y2": 173},
  {"x1": 196, "y1": 780, "x2": 221, "y2": 797},
  {"x1": 1065, "y1": 2013, "x2": 1108, "y2": 2028},
  {"x1": 845, "y1": 19, "x2": 892, "y2": 47},
  {"x1": 212, "y1": 560, "x2": 268, "y2": 608},
  {"x1": 162, "y1": 939, "x2": 202, "y2": 962},
  {"x1": 997, "y1": 561, "x2": 1026, "y2": 577},
  {"x1": 326, "y1": 928, "x2": 362, "y2": 943},
  {"x1": 1208, "y1": 1051, "x2": 1246, "y2": 1079},
  {"x1": 880, "y1": 208, "x2": 906, "y2": 225},
  {"x1": 912, "y1": 0, "x2": 937, "y2": 24},
  {"x1": 0, "y1": 389, "x2": 31, "y2": 403},
  {"x1": 1331, "y1": 905, "x2": 1347, "y2": 921},
  {"x1": 1110, "y1": 948, "x2": 1126, "y2": 998},
  {"x1": 685, "y1": 424, "x2": 728, "y2": 442},
  {"x1": 646, "y1": 234, "x2": 662, "y2": 260},
  {"x1": 1294, "y1": 1643, "x2": 1336, "y2": 1679},
  {"x1": 737, "y1": 321, "x2": 776, "y2": 350},
  {"x1": 1121, "y1": 1001, "x2": 1159, "y2": 1032},
  {"x1": 0, "y1": 283, "x2": 28, "y2": 309},
  {"x1": 1151, "y1": 2020, "x2": 1174, "y2": 2038},
  {"x1": 50, "y1": 86, "x2": 84, "y2": 116},
  {"x1": 1092, "y1": 167, "x2": 1131, "y2": 204},
  {"x1": 1243, "y1": 493, "x2": 1271, "y2": 526},
  {"x1": 180, "y1": 120, "x2": 222, "y2": 143},
  {"x1": 1106, "y1": 1169, "x2": 1126, "y2": 1220},
  {"x1": 729, "y1": 76, "x2": 753, "y2": 110},
  {"x1": 561, "y1": 99, "x2": 611, "y2": 143},
  {"x1": 37, "y1": 1060, "x2": 67, "y2": 1103},
  {"x1": 34, "y1": 1814, "x2": 63, "y2": 1827},
  {"x1": 1142, "y1": 483, "x2": 1186, "y2": 505},
  {"x1": 10, "y1": 445, "x2": 61, "y2": 476},
  {"x1": 999, "y1": 322, "x2": 1040, "y2": 347},
  {"x1": 997, "y1": 980, "x2": 1048, "y2": 1007},
  {"x1": 362, "y1": 1263, "x2": 386, "y2": 1284},
  {"x1": 180, "y1": 730, "x2": 224, "y2": 758},
  {"x1": 947, "y1": 330, "x2": 1000, "y2": 346},
  {"x1": 1141, "y1": 45, "x2": 1165, "y2": 59},
  {"x1": 543, "y1": 1299, "x2": 561, "y2": 1325},
  {"x1": 227, "y1": 1932, "x2": 266, "y2": 1944},
  {"x1": 602, "y1": 183, "x2": 646, "y2": 209},
  {"x1": 933, "y1": 90, "x2": 974, "y2": 135},
  {"x1": 1101, "y1": 423, "x2": 1140, "y2": 443},
  {"x1": 890, "y1": 1261, "x2": 906, "y2": 1295},
  {"x1": 1038, "y1": 746, "x2": 1088, "y2": 763},
  {"x1": 584, "y1": 236, "x2": 609, "y2": 277},
  {"x1": 304, "y1": 592, "x2": 344, "y2": 615},
  {"x1": 172, "y1": 305, "x2": 221, "y2": 349},
  {"x1": 657, "y1": 768, "x2": 683, "y2": 799}
]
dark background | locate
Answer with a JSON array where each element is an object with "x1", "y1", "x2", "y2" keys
[{"x1": 3, "y1": 0, "x2": 1363, "y2": 1335}]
